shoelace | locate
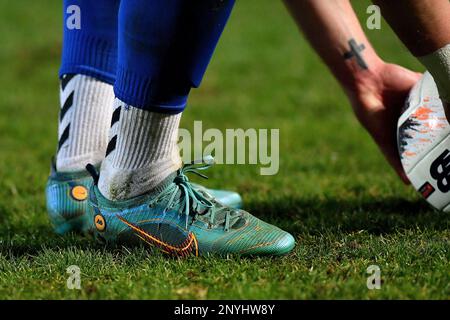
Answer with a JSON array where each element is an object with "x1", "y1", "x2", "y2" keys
[{"x1": 148, "y1": 156, "x2": 239, "y2": 231}]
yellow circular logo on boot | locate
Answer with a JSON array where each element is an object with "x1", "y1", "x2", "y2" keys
[
  {"x1": 71, "y1": 186, "x2": 88, "y2": 201},
  {"x1": 94, "y1": 214, "x2": 106, "y2": 232}
]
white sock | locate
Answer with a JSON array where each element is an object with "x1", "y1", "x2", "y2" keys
[
  {"x1": 418, "y1": 44, "x2": 450, "y2": 104},
  {"x1": 56, "y1": 74, "x2": 114, "y2": 172},
  {"x1": 98, "y1": 99, "x2": 182, "y2": 200}
]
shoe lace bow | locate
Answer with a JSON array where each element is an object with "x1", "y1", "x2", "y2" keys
[{"x1": 148, "y1": 156, "x2": 240, "y2": 231}]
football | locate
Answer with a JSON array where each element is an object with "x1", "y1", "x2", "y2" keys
[{"x1": 398, "y1": 71, "x2": 450, "y2": 211}]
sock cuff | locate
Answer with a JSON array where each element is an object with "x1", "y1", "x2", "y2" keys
[
  {"x1": 418, "y1": 44, "x2": 450, "y2": 103},
  {"x1": 114, "y1": 66, "x2": 188, "y2": 114},
  {"x1": 59, "y1": 32, "x2": 117, "y2": 85}
]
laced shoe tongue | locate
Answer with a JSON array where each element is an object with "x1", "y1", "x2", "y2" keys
[
  {"x1": 154, "y1": 163, "x2": 244, "y2": 230},
  {"x1": 195, "y1": 189, "x2": 244, "y2": 229}
]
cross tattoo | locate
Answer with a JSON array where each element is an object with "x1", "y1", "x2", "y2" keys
[{"x1": 343, "y1": 39, "x2": 368, "y2": 70}]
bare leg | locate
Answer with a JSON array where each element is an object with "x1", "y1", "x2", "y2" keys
[{"x1": 374, "y1": 0, "x2": 450, "y2": 118}]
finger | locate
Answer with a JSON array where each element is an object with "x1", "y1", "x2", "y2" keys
[
  {"x1": 443, "y1": 101, "x2": 450, "y2": 123},
  {"x1": 385, "y1": 148, "x2": 411, "y2": 185},
  {"x1": 375, "y1": 134, "x2": 411, "y2": 185},
  {"x1": 396, "y1": 164, "x2": 411, "y2": 185}
]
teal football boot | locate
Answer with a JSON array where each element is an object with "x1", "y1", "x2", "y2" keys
[
  {"x1": 86, "y1": 158, "x2": 295, "y2": 256},
  {"x1": 46, "y1": 163, "x2": 93, "y2": 234},
  {"x1": 46, "y1": 161, "x2": 243, "y2": 235}
]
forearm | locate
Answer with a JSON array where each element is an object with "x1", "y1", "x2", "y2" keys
[{"x1": 283, "y1": 0, "x2": 383, "y2": 91}]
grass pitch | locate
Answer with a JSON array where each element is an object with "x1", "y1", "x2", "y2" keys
[{"x1": 0, "y1": 0, "x2": 448, "y2": 299}]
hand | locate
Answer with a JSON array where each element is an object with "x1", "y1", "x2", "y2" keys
[{"x1": 343, "y1": 61, "x2": 422, "y2": 184}]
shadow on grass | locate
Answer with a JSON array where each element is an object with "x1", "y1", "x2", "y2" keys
[
  {"x1": 1, "y1": 196, "x2": 448, "y2": 258},
  {"x1": 247, "y1": 196, "x2": 450, "y2": 236},
  {"x1": 0, "y1": 224, "x2": 102, "y2": 257}
]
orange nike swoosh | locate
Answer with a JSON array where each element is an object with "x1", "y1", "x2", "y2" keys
[{"x1": 116, "y1": 215, "x2": 199, "y2": 257}]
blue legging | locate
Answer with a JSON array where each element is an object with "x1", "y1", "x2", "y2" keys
[
  {"x1": 60, "y1": 0, "x2": 235, "y2": 113},
  {"x1": 60, "y1": 0, "x2": 120, "y2": 85}
]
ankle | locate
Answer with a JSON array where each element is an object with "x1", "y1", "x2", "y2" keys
[{"x1": 98, "y1": 157, "x2": 180, "y2": 200}]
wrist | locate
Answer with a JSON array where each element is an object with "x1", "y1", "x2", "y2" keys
[{"x1": 339, "y1": 54, "x2": 385, "y2": 94}]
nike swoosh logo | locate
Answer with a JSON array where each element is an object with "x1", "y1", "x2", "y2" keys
[{"x1": 116, "y1": 215, "x2": 199, "y2": 257}]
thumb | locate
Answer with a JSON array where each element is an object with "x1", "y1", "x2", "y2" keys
[{"x1": 383, "y1": 64, "x2": 422, "y2": 93}]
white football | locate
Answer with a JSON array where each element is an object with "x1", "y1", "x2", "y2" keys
[{"x1": 398, "y1": 71, "x2": 450, "y2": 211}]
